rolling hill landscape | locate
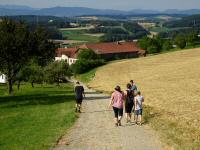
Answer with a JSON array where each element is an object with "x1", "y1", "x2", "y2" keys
[
  {"x1": 1, "y1": 0, "x2": 200, "y2": 149},
  {"x1": 1, "y1": 5, "x2": 200, "y2": 16}
]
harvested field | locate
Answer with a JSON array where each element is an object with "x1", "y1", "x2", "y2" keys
[{"x1": 88, "y1": 48, "x2": 200, "y2": 149}]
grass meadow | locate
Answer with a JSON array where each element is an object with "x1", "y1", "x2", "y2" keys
[
  {"x1": 60, "y1": 29, "x2": 101, "y2": 43},
  {"x1": 0, "y1": 83, "x2": 77, "y2": 150},
  {"x1": 87, "y1": 48, "x2": 200, "y2": 149},
  {"x1": 75, "y1": 68, "x2": 97, "y2": 84}
]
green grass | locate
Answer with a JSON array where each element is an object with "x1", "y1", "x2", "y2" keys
[
  {"x1": 0, "y1": 83, "x2": 77, "y2": 150},
  {"x1": 75, "y1": 68, "x2": 97, "y2": 84},
  {"x1": 60, "y1": 29, "x2": 100, "y2": 43}
]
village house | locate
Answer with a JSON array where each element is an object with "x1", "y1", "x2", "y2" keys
[
  {"x1": 55, "y1": 41, "x2": 146, "y2": 64},
  {"x1": 55, "y1": 47, "x2": 78, "y2": 65},
  {"x1": 0, "y1": 73, "x2": 6, "y2": 84}
]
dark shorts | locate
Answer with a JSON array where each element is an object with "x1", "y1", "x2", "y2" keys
[
  {"x1": 125, "y1": 103, "x2": 134, "y2": 113},
  {"x1": 113, "y1": 107, "x2": 123, "y2": 118},
  {"x1": 76, "y1": 98, "x2": 83, "y2": 104},
  {"x1": 135, "y1": 109, "x2": 143, "y2": 115}
]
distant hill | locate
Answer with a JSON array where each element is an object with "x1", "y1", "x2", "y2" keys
[
  {"x1": 0, "y1": 4, "x2": 36, "y2": 10},
  {"x1": 164, "y1": 14, "x2": 200, "y2": 28},
  {"x1": 0, "y1": 5, "x2": 200, "y2": 16},
  {"x1": 163, "y1": 9, "x2": 200, "y2": 15}
]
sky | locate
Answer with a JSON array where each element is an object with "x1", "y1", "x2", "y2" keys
[{"x1": 0, "y1": 0, "x2": 200, "y2": 11}]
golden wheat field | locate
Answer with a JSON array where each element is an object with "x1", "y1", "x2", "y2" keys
[{"x1": 88, "y1": 48, "x2": 200, "y2": 149}]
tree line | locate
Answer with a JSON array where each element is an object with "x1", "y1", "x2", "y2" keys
[
  {"x1": 87, "y1": 22, "x2": 149, "y2": 42},
  {"x1": 139, "y1": 32, "x2": 200, "y2": 54},
  {"x1": 0, "y1": 19, "x2": 71, "y2": 94}
]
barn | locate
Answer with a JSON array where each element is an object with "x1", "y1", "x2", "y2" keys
[{"x1": 55, "y1": 41, "x2": 146, "y2": 63}]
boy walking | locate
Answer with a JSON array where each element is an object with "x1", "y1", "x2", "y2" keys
[
  {"x1": 134, "y1": 91, "x2": 144, "y2": 125},
  {"x1": 74, "y1": 81, "x2": 85, "y2": 113}
]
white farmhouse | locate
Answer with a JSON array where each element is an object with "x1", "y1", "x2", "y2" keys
[
  {"x1": 55, "y1": 47, "x2": 78, "y2": 65},
  {"x1": 0, "y1": 73, "x2": 6, "y2": 83}
]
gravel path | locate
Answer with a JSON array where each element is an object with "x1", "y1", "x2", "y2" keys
[{"x1": 54, "y1": 85, "x2": 163, "y2": 150}]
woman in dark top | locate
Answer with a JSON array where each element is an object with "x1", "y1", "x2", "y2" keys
[
  {"x1": 124, "y1": 83, "x2": 134, "y2": 123},
  {"x1": 75, "y1": 81, "x2": 85, "y2": 113}
]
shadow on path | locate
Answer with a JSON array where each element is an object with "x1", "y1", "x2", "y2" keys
[
  {"x1": 85, "y1": 96, "x2": 110, "y2": 101},
  {"x1": 82, "y1": 109, "x2": 112, "y2": 113}
]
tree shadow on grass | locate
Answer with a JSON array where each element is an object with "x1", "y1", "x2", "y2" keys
[
  {"x1": 0, "y1": 93, "x2": 75, "y2": 108},
  {"x1": 82, "y1": 109, "x2": 112, "y2": 113},
  {"x1": 85, "y1": 91, "x2": 103, "y2": 94}
]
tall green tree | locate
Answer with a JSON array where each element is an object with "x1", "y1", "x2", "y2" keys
[
  {"x1": 0, "y1": 19, "x2": 56, "y2": 94},
  {"x1": 31, "y1": 27, "x2": 56, "y2": 67},
  {"x1": 139, "y1": 36, "x2": 162, "y2": 54},
  {"x1": 16, "y1": 60, "x2": 44, "y2": 89},
  {"x1": 0, "y1": 19, "x2": 31, "y2": 94}
]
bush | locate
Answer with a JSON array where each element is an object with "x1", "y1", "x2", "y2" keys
[
  {"x1": 78, "y1": 49, "x2": 100, "y2": 60},
  {"x1": 72, "y1": 48, "x2": 106, "y2": 74},
  {"x1": 139, "y1": 36, "x2": 162, "y2": 54},
  {"x1": 147, "y1": 45, "x2": 159, "y2": 54},
  {"x1": 162, "y1": 40, "x2": 173, "y2": 51},
  {"x1": 71, "y1": 59, "x2": 106, "y2": 74},
  {"x1": 175, "y1": 35, "x2": 186, "y2": 49},
  {"x1": 45, "y1": 61, "x2": 72, "y2": 85}
]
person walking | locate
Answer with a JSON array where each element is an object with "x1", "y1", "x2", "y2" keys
[
  {"x1": 74, "y1": 81, "x2": 85, "y2": 113},
  {"x1": 124, "y1": 83, "x2": 134, "y2": 123},
  {"x1": 130, "y1": 80, "x2": 137, "y2": 94},
  {"x1": 109, "y1": 85, "x2": 125, "y2": 126},
  {"x1": 134, "y1": 91, "x2": 144, "y2": 125},
  {"x1": 130, "y1": 80, "x2": 138, "y2": 122}
]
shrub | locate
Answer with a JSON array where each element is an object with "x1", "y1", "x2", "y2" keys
[
  {"x1": 175, "y1": 35, "x2": 186, "y2": 49},
  {"x1": 147, "y1": 45, "x2": 159, "y2": 54},
  {"x1": 139, "y1": 36, "x2": 162, "y2": 54},
  {"x1": 78, "y1": 49, "x2": 100, "y2": 60},
  {"x1": 162, "y1": 40, "x2": 173, "y2": 51},
  {"x1": 71, "y1": 59, "x2": 106, "y2": 74},
  {"x1": 45, "y1": 61, "x2": 72, "y2": 85}
]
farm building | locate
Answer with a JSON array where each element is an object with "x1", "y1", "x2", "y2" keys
[
  {"x1": 55, "y1": 41, "x2": 145, "y2": 64},
  {"x1": 0, "y1": 73, "x2": 6, "y2": 83},
  {"x1": 79, "y1": 41, "x2": 145, "y2": 60},
  {"x1": 55, "y1": 47, "x2": 78, "y2": 65}
]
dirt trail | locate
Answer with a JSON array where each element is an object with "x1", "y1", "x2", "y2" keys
[{"x1": 54, "y1": 85, "x2": 163, "y2": 150}]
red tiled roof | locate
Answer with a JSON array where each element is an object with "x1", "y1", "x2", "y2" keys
[
  {"x1": 56, "y1": 48, "x2": 78, "y2": 58},
  {"x1": 79, "y1": 42, "x2": 145, "y2": 54},
  {"x1": 56, "y1": 42, "x2": 145, "y2": 59}
]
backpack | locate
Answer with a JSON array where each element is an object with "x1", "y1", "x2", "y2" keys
[{"x1": 126, "y1": 90, "x2": 134, "y2": 104}]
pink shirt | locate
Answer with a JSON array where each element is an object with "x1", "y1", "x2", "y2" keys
[{"x1": 111, "y1": 91, "x2": 124, "y2": 109}]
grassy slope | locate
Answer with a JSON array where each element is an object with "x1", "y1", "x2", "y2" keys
[
  {"x1": 0, "y1": 83, "x2": 77, "y2": 150},
  {"x1": 60, "y1": 29, "x2": 100, "y2": 43},
  {"x1": 87, "y1": 48, "x2": 200, "y2": 149},
  {"x1": 75, "y1": 68, "x2": 97, "y2": 84}
]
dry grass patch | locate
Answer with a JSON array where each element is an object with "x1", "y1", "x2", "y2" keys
[{"x1": 88, "y1": 48, "x2": 200, "y2": 149}]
